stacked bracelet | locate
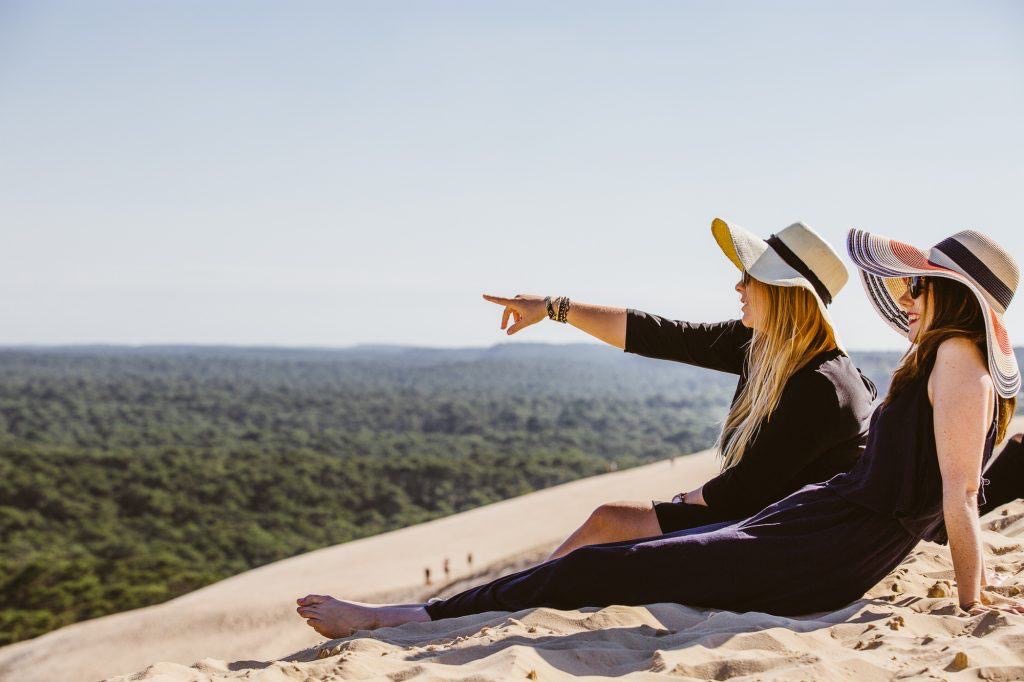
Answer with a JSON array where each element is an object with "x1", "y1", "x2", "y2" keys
[
  {"x1": 545, "y1": 296, "x2": 571, "y2": 322},
  {"x1": 557, "y1": 296, "x2": 570, "y2": 323}
]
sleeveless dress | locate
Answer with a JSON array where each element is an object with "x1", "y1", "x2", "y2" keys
[{"x1": 425, "y1": 372, "x2": 997, "y2": 619}]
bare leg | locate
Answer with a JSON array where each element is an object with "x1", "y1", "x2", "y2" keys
[
  {"x1": 296, "y1": 595, "x2": 431, "y2": 639},
  {"x1": 546, "y1": 500, "x2": 662, "y2": 561}
]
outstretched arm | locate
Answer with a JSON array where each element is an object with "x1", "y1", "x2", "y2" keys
[
  {"x1": 482, "y1": 294, "x2": 626, "y2": 348},
  {"x1": 482, "y1": 294, "x2": 750, "y2": 374}
]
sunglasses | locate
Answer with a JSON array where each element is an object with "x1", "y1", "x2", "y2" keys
[{"x1": 904, "y1": 276, "x2": 928, "y2": 299}]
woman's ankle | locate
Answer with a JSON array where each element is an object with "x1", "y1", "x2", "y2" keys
[{"x1": 379, "y1": 604, "x2": 430, "y2": 628}]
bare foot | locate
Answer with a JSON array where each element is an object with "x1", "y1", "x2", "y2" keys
[{"x1": 295, "y1": 594, "x2": 429, "y2": 638}]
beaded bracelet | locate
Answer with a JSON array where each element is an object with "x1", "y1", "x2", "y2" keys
[
  {"x1": 557, "y1": 296, "x2": 571, "y2": 323},
  {"x1": 544, "y1": 296, "x2": 555, "y2": 320}
]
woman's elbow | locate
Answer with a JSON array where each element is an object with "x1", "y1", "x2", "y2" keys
[{"x1": 942, "y1": 483, "x2": 980, "y2": 509}]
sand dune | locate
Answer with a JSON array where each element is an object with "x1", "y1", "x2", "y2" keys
[
  {"x1": 3, "y1": 420, "x2": 1023, "y2": 681},
  {"x1": 111, "y1": 501, "x2": 1024, "y2": 682},
  {"x1": 0, "y1": 446, "x2": 720, "y2": 681}
]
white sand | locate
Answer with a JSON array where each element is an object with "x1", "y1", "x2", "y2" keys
[
  {"x1": 2, "y1": 419, "x2": 1022, "y2": 682},
  {"x1": 116, "y1": 503, "x2": 1024, "y2": 682}
]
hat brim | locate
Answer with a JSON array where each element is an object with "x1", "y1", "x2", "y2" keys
[
  {"x1": 712, "y1": 218, "x2": 844, "y2": 350},
  {"x1": 847, "y1": 228, "x2": 1020, "y2": 398}
]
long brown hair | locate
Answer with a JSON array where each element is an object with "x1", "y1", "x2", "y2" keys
[
  {"x1": 884, "y1": 276, "x2": 1015, "y2": 442},
  {"x1": 718, "y1": 279, "x2": 839, "y2": 470}
]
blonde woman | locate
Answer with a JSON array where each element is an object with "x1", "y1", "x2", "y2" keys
[
  {"x1": 296, "y1": 227, "x2": 1024, "y2": 636},
  {"x1": 495, "y1": 218, "x2": 877, "y2": 560},
  {"x1": 295, "y1": 218, "x2": 869, "y2": 634}
]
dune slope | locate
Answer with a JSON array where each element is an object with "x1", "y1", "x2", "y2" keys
[
  {"x1": 116, "y1": 500, "x2": 1024, "y2": 682},
  {"x1": 0, "y1": 447, "x2": 719, "y2": 681},
  {"x1": 4, "y1": 418, "x2": 1023, "y2": 682}
]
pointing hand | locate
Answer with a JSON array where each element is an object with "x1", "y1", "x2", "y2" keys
[{"x1": 481, "y1": 293, "x2": 549, "y2": 336}]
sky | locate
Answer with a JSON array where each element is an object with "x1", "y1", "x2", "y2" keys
[{"x1": 1, "y1": 1, "x2": 1022, "y2": 350}]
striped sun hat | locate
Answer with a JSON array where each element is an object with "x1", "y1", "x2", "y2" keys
[{"x1": 847, "y1": 228, "x2": 1020, "y2": 398}]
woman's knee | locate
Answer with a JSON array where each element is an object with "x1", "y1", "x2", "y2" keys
[
  {"x1": 586, "y1": 503, "x2": 615, "y2": 530},
  {"x1": 587, "y1": 501, "x2": 652, "y2": 531}
]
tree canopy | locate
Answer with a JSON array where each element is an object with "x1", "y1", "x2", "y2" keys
[{"x1": 0, "y1": 341, "x2": 927, "y2": 644}]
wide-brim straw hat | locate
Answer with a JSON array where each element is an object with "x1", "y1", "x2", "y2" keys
[
  {"x1": 711, "y1": 218, "x2": 849, "y2": 349},
  {"x1": 847, "y1": 228, "x2": 1020, "y2": 398}
]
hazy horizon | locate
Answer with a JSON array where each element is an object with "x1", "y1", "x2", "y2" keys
[
  {"x1": 2, "y1": 1, "x2": 1022, "y2": 350},
  {"x1": 0, "y1": 338, "x2": 962, "y2": 354}
]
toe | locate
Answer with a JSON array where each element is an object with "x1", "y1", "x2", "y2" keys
[
  {"x1": 309, "y1": 620, "x2": 332, "y2": 637},
  {"x1": 297, "y1": 594, "x2": 329, "y2": 606}
]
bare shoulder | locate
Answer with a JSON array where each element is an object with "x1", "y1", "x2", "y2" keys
[
  {"x1": 934, "y1": 337, "x2": 987, "y2": 375},
  {"x1": 930, "y1": 337, "x2": 992, "y2": 405}
]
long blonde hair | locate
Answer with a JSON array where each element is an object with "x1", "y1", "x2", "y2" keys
[{"x1": 718, "y1": 278, "x2": 839, "y2": 471}]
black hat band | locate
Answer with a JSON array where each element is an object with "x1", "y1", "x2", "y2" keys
[
  {"x1": 766, "y1": 234, "x2": 833, "y2": 306},
  {"x1": 933, "y1": 237, "x2": 1014, "y2": 310}
]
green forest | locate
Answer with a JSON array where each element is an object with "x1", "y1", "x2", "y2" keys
[{"x1": 0, "y1": 341, "x2": 979, "y2": 645}]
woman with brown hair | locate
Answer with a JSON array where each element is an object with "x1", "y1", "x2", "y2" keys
[{"x1": 296, "y1": 226, "x2": 1024, "y2": 636}]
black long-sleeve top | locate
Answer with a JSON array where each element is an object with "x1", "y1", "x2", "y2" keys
[{"x1": 624, "y1": 308, "x2": 877, "y2": 525}]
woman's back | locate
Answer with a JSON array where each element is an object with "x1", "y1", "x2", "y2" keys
[{"x1": 625, "y1": 310, "x2": 878, "y2": 524}]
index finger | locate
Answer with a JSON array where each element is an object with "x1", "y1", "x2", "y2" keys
[{"x1": 482, "y1": 294, "x2": 514, "y2": 306}]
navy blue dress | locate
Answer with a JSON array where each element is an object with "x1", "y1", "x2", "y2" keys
[{"x1": 424, "y1": 373, "x2": 997, "y2": 619}]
